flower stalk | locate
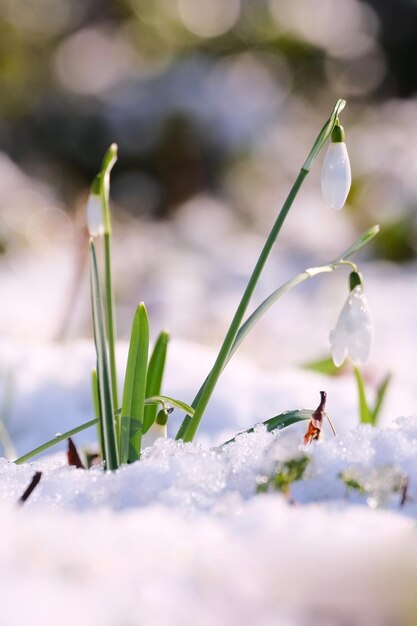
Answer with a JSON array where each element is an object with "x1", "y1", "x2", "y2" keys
[
  {"x1": 178, "y1": 99, "x2": 347, "y2": 443},
  {"x1": 97, "y1": 144, "x2": 119, "y2": 412}
]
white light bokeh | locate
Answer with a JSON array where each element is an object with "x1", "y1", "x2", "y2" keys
[
  {"x1": 178, "y1": 0, "x2": 241, "y2": 38},
  {"x1": 54, "y1": 27, "x2": 137, "y2": 95}
]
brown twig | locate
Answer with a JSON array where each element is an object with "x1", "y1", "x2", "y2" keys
[{"x1": 18, "y1": 471, "x2": 42, "y2": 505}]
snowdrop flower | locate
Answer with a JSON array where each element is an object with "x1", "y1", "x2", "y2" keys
[
  {"x1": 86, "y1": 191, "x2": 104, "y2": 237},
  {"x1": 321, "y1": 122, "x2": 351, "y2": 210},
  {"x1": 142, "y1": 408, "x2": 169, "y2": 449},
  {"x1": 330, "y1": 276, "x2": 373, "y2": 367}
]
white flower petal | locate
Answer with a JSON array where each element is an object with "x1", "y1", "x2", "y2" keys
[
  {"x1": 86, "y1": 193, "x2": 104, "y2": 237},
  {"x1": 321, "y1": 142, "x2": 351, "y2": 210},
  {"x1": 346, "y1": 286, "x2": 373, "y2": 365},
  {"x1": 142, "y1": 422, "x2": 167, "y2": 449},
  {"x1": 329, "y1": 285, "x2": 373, "y2": 367}
]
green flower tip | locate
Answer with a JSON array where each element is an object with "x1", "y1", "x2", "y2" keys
[
  {"x1": 156, "y1": 409, "x2": 169, "y2": 426},
  {"x1": 109, "y1": 143, "x2": 118, "y2": 156},
  {"x1": 369, "y1": 224, "x2": 380, "y2": 237},
  {"x1": 349, "y1": 271, "x2": 363, "y2": 291},
  {"x1": 331, "y1": 121, "x2": 345, "y2": 143}
]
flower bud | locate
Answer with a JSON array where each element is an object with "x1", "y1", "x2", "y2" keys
[
  {"x1": 141, "y1": 409, "x2": 169, "y2": 449},
  {"x1": 330, "y1": 284, "x2": 373, "y2": 367},
  {"x1": 86, "y1": 192, "x2": 104, "y2": 237},
  {"x1": 321, "y1": 122, "x2": 351, "y2": 210}
]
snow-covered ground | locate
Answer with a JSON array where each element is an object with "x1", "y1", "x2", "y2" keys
[{"x1": 2, "y1": 422, "x2": 417, "y2": 626}]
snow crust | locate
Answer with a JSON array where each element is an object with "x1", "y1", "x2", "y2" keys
[{"x1": 2, "y1": 421, "x2": 417, "y2": 626}]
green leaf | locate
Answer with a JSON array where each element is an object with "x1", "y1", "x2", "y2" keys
[
  {"x1": 371, "y1": 373, "x2": 392, "y2": 426},
  {"x1": 144, "y1": 395, "x2": 195, "y2": 416},
  {"x1": 302, "y1": 355, "x2": 347, "y2": 376},
  {"x1": 353, "y1": 367, "x2": 373, "y2": 425},
  {"x1": 91, "y1": 369, "x2": 104, "y2": 456},
  {"x1": 89, "y1": 241, "x2": 119, "y2": 470},
  {"x1": 221, "y1": 409, "x2": 313, "y2": 446},
  {"x1": 14, "y1": 418, "x2": 99, "y2": 465},
  {"x1": 257, "y1": 456, "x2": 310, "y2": 494},
  {"x1": 120, "y1": 303, "x2": 149, "y2": 464},
  {"x1": 143, "y1": 331, "x2": 169, "y2": 433}
]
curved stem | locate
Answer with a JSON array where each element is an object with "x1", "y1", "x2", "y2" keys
[{"x1": 181, "y1": 168, "x2": 308, "y2": 442}]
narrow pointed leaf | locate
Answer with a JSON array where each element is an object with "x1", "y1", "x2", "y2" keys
[
  {"x1": 14, "y1": 418, "x2": 98, "y2": 465},
  {"x1": 143, "y1": 331, "x2": 169, "y2": 433},
  {"x1": 220, "y1": 410, "x2": 313, "y2": 446},
  {"x1": 90, "y1": 241, "x2": 119, "y2": 469},
  {"x1": 120, "y1": 303, "x2": 149, "y2": 464}
]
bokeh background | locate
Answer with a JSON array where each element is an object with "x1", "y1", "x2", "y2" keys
[{"x1": 1, "y1": 0, "x2": 417, "y2": 452}]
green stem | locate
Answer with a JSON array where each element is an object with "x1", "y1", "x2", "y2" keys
[
  {"x1": 182, "y1": 168, "x2": 308, "y2": 442},
  {"x1": 104, "y1": 232, "x2": 119, "y2": 414},
  {"x1": 97, "y1": 144, "x2": 119, "y2": 414}
]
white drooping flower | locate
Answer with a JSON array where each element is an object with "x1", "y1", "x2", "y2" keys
[
  {"x1": 141, "y1": 409, "x2": 169, "y2": 449},
  {"x1": 86, "y1": 192, "x2": 104, "y2": 237},
  {"x1": 330, "y1": 285, "x2": 373, "y2": 367},
  {"x1": 141, "y1": 422, "x2": 167, "y2": 449},
  {"x1": 321, "y1": 123, "x2": 351, "y2": 210}
]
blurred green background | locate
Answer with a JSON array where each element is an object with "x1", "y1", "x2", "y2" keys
[{"x1": 1, "y1": 0, "x2": 417, "y2": 342}]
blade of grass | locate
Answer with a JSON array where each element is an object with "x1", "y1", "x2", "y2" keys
[
  {"x1": 14, "y1": 418, "x2": 98, "y2": 464},
  {"x1": 353, "y1": 367, "x2": 372, "y2": 425},
  {"x1": 180, "y1": 100, "x2": 347, "y2": 443},
  {"x1": 143, "y1": 331, "x2": 169, "y2": 433},
  {"x1": 220, "y1": 409, "x2": 313, "y2": 447},
  {"x1": 90, "y1": 240, "x2": 119, "y2": 469},
  {"x1": 120, "y1": 303, "x2": 149, "y2": 464}
]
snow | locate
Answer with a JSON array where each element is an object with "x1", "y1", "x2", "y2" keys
[{"x1": 2, "y1": 422, "x2": 417, "y2": 625}]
